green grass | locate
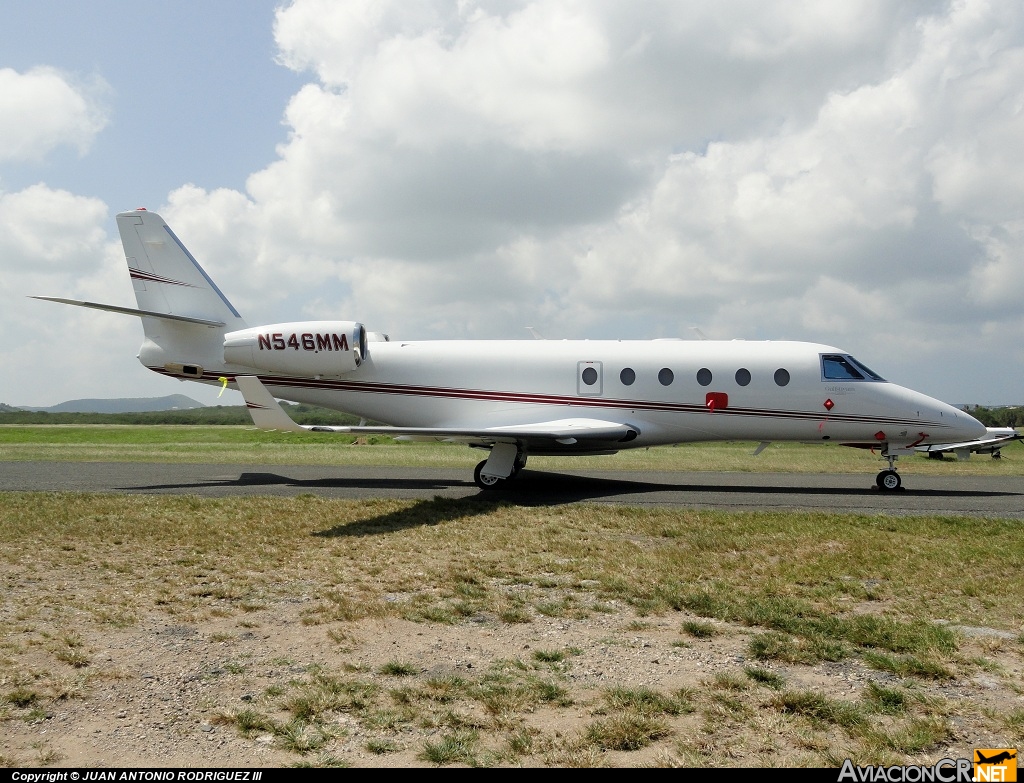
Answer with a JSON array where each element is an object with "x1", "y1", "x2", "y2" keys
[
  {"x1": 861, "y1": 651, "x2": 955, "y2": 680},
  {"x1": 773, "y1": 689, "x2": 868, "y2": 730},
  {"x1": 2, "y1": 492, "x2": 1022, "y2": 635},
  {"x1": 603, "y1": 686, "x2": 693, "y2": 717},
  {"x1": 863, "y1": 682, "x2": 909, "y2": 714},
  {"x1": 421, "y1": 730, "x2": 480, "y2": 765},
  {"x1": 680, "y1": 619, "x2": 717, "y2": 638},
  {"x1": 276, "y1": 719, "x2": 337, "y2": 754},
  {"x1": 533, "y1": 649, "x2": 566, "y2": 663},
  {"x1": 743, "y1": 666, "x2": 786, "y2": 689},
  {"x1": 584, "y1": 714, "x2": 672, "y2": 751},
  {"x1": 227, "y1": 708, "x2": 276, "y2": 737},
  {"x1": 4, "y1": 689, "x2": 39, "y2": 709},
  {"x1": 365, "y1": 738, "x2": 399, "y2": 755},
  {"x1": 379, "y1": 661, "x2": 419, "y2": 677},
  {"x1": 2, "y1": 424, "x2": 1022, "y2": 477}
]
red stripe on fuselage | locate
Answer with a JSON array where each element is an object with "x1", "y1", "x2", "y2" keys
[{"x1": 147, "y1": 367, "x2": 949, "y2": 430}]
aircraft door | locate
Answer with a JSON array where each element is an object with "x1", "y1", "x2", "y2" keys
[{"x1": 577, "y1": 361, "x2": 603, "y2": 396}]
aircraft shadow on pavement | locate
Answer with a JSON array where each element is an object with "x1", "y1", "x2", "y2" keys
[
  {"x1": 492, "y1": 471, "x2": 1018, "y2": 503},
  {"x1": 122, "y1": 471, "x2": 457, "y2": 493},
  {"x1": 116, "y1": 469, "x2": 1020, "y2": 538},
  {"x1": 313, "y1": 470, "x2": 1020, "y2": 537},
  {"x1": 120, "y1": 468, "x2": 1016, "y2": 503}
]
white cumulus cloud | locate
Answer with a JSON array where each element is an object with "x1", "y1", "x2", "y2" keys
[
  {"x1": 0, "y1": 67, "x2": 109, "y2": 163},
  {"x1": 8, "y1": 0, "x2": 1023, "y2": 405}
]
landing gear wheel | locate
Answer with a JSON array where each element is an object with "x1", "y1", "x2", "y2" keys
[
  {"x1": 876, "y1": 469, "x2": 901, "y2": 491},
  {"x1": 474, "y1": 460, "x2": 505, "y2": 490}
]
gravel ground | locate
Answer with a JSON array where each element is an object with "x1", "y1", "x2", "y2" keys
[{"x1": 2, "y1": 594, "x2": 1021, "y2": 769}]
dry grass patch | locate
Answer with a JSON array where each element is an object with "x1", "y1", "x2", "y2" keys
[{"x1": 1, "y1": 491, "x2": 1021, "y2": 766}]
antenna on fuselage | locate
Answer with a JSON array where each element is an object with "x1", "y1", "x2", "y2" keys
[{"x1": 690, "y1": 327, "x2": 709, "y2": 340}]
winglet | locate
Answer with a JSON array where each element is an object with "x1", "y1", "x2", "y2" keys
[{"x1": 234, "y1": 376, "x2": 304, "y2": 432}]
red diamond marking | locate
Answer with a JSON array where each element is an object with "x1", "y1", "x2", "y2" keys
[{"x1": 823, "y1": 398, "x2": 834, "y2": 411}]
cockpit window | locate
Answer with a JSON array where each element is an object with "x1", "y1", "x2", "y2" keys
[
  {"x1": 847, "y1": 356, "x2": 884, "y2": 381},
  {"x1": 820, "y1": 354, "x2": 885, "y2": 382}
]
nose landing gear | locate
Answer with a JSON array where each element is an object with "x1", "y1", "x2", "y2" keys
[
  {"x1": 875, "y1": 452, "x2": 903, "y2": 491},
  {"x1": 876, "y1": 468, "x2": 902, "y2": 490}
]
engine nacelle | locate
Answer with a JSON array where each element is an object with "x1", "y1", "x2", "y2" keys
[{"x1": 223, "y1": 321, "x2": 368, "y2": 377}]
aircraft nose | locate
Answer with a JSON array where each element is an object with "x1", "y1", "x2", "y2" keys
[
  {"x1": 894, "y1": 387, "x2": 986, "y2": 440},
  {"x1": 931, "y1": 397, "x2": 986, "y2": 440},
  {"x1": 954, "y1": 405, "x2": 988, "y2": 439}
]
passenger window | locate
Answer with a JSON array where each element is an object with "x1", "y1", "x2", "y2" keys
[
  {"x1": 658, "y1": 368, "x2": 674, "y2": 386},
  {"x1": 774, "y1": 368, "x2": 790, "y2": 387},
  {"x1": 620, "y1": 368, "x2": 636, "y2": 386},
  {"x1": 696, "y1": 368, "x2": 712, "y2": 386},
  {"x1": 581, "y1": 367, "x2": 598, "y2": 385},
  {"x1": 735, "y1": 368, "x2": 751, "y2": 386}
]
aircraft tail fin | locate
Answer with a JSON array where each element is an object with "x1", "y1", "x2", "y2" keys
[
  {"x1": 116, "y1": 209, "x2": 246, "y2": 330},
  {"x1": 114, "y1": 209, "x2": 247, "y2": 381}
]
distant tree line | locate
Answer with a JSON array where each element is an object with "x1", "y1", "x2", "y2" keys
[
  {"x1": 966, "y1": 405, "x2": 1024, "y2": 428},
  {"x1": 0, "y1": 403, "x2": 367, "y2": 426}
]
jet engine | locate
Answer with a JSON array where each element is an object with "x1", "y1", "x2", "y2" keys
[{"x1": 223, "y1": 321, "x2": 368, "y2": 376}]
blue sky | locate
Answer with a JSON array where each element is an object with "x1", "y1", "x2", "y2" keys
[
  {"x1": 0, "y1": 1, "x2": 302, "y2": 211},
  {"x1": 2, "y1": 0, "x2": 1023, "y2": 408}
]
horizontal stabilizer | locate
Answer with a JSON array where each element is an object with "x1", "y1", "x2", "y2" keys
[{"x1": 31, "y1": 296, "x2": 225, "y2": 327}]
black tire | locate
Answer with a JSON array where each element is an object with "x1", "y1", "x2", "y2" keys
[
  {"x1": 876, "y1": 469, "x2": 902, "y2": 491},
  {"x1": 474, "y1": 460, "x2": 504, "y2": 490}
]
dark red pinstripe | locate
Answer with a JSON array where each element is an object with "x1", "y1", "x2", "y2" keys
[
  {"x1": 148, "y1": 367, "x2": 952, "y2": 430},
  {"x1": 129, "y1": 270, "x2": 197, "y2": 287}
]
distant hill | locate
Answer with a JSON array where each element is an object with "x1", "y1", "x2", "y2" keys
[{"x1": 17, "y1": 395, "x2": 205, "y2": 414}]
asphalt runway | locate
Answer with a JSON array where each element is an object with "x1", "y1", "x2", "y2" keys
[{"x1": 1, "y1": 461, "x2": 1021, "y2": 517}]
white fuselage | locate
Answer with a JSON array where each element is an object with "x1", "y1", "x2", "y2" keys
[{"x1": 217, "y1": 339, "x2": 984, "y2": 452}]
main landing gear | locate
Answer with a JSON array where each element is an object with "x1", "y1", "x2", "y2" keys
[
  {"x1": 875, "y1": 453, "x2": 903, "y2": 491},
  {"x1": 473, "y1": 451, "x2": 527, "y2": 490}
]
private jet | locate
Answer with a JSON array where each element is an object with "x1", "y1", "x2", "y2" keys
[{"x1": 35, "y1": 209, "x2": 987, "y2": 491}]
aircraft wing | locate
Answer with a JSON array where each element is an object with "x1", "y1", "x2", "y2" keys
[
  {"x1": 915, "y1": 427, "x2": 1022, "y2": 459},
  {"x1": 234, "y1": 375, "x2": 638, "y2": 447}
]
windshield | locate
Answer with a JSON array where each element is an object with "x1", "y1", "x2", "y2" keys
[{"x1": 820, "y1": 354, "x2": 886, "y2": 382}]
